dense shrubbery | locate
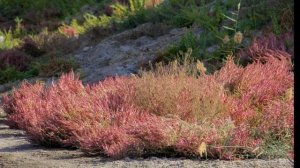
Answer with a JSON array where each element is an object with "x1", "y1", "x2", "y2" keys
[
  {"x1": 3, "y1": 52, "x2": 293, "y2": 159},
  {"x1": 0, "y1": 50, "x2": 38, "y2": 84},
  {"x1": 0, "y1": 50, "x2": 31, "y2": 71},
  {"x1": 0, "y1": 0, "x2": 99, "y2": 19}
]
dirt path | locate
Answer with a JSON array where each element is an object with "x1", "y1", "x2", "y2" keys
[{"x1": 0, "y1": 117, "x2": 293, "y2": 168}]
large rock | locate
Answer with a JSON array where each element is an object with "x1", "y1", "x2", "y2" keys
[{"x1": 75, "y1": 23, "x2": 203, "y2": 84}]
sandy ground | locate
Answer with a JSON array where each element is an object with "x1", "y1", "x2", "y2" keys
[{"x1": 0, "y1": 116, "x2": 293, "y2": 168}]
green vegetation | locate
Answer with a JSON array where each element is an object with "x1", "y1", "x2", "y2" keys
[
  {"x1": 0, "y1": 30, "x2": 22, "y2": 50},
  {"x1": 166, "y1": 30, "x2": 200, "y2": 62},
  {"x1": 0, "y1": 67, "x2": 38, "y2": 84},
  {"x1": 0, "y1": 0, "x2": 294, "y2": 82},
  {"x1": 0, "y1": 0, "x2": 99, "y2": 19},
  {"x1": 0, "y1": 0, "x2": 294, "y2": 84}
]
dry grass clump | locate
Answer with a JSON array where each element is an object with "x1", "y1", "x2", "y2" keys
[{"x1": 31, "y1": 30, "x2": 80, "y2": 55}]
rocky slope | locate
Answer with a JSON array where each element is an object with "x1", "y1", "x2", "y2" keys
[{"x1": 74, "y1": 23, "x2": 202, "y2": 84}]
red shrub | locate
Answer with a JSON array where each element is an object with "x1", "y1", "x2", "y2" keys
[
  {"x1": 77, "y1": 126, "x2": 134, "y2": 157},
  {"x1": 259, "y1": 97, "x2": 294, "y2": 135},
  {"x1": 174, "y1": 131, "x2": 200, "y2": 156},
  {"x1": 2, "y1": 82, "x2": 45, "y2": 129},
  {"x1": 239, "y1": 31, "x2": 294, "y2": 62},
  {"x1": 59, "y1": 26, "x2": 78, "y2": 38},
  {"x1": 221, "y1": 55, "x2": 293, "y2": 126},
  {"x1": 3, "y1": 72, "x2": 86, "y2": 146},
  {"x1": 126, "y1": 116, "x2": 179, "y2": 151},
  {"x1": 215, "y1": 55, "x2": 293, "y2": 157},
  {"x1": 2, "y1": 53, "x2": 294, "y2": 159}
]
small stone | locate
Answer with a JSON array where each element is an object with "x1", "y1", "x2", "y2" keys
[
  {"x1": 206, "y1": 45, "x2": 218, "y2": 54},
  {"x1": 83, "y1": 47, "x2": 90, "y2": 52},
  {"x1": 124, "y1": 157, "x2": 131, "y2": 162},
  {"x1": 0, "y1": 36, "x2": 4, "y2": 43}
]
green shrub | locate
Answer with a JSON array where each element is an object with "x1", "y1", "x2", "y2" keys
[
  {"x1": 0, "y1": 0, "x2": 100, "y2": 19},
  {"x1": 165, "y1": 30, "x2": 200, "y2": 62},
  {"x1": 0, "y1": 67, "x2": 38, "y2": 84},
  {"x1": 270, "y1": 11, "x2": 282, "y2": 35},
  {"x1": 33, "y1": 56, "x2": 78, "y2": 77},
  {"x1": 83, "y1": 14, "x2": 111, "y2": 30},
  {"x1": 0, "y1": 30, "x2": 22, "y2": 50}
]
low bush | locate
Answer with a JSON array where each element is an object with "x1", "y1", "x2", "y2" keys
[
  {"x1": 0, "y1": 29, "x2": 22, "y2": 50},
  {"x1": 165, "y1": 31, "x2": 200, "y2": 62},
  {"x1": 238, "y1": 31, "x2": 294, "y2": 63},
  {"x1": 31, "y1": 30, "x2": 80, "y2": 55},
  {"x1": 0, "y1": 49, "x2": 40, "y2": 84},
  {"x1": 3, "y1": 51, "x2": 293, "y2": 159},
  {"x1": 0, "y1": 0, "x2": 99, "y2": 20},
  {"x1": 0, "y1": 67, "x2": 38, "y2": 84},
  {"x1": 35, "y1": 56, "x2": 78, "y2": 77},
  {"x1": 0, "y1": 50, "x2": 31, "y2": 71},
  {"x1": 19, "y1": 38, "x2": 46, "y2": 57}
]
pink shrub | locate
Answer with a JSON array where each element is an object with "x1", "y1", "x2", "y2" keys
[
  {"x1": 76, "y1": 125, "x2": 134, "y2": 158},
  {"x1": 59, "y1": 26, "x2": 78, "y2": 38},
  {"x1": 2, "y1": 53, "x2": 294, "y2": 159},
  {"x1": 225, "y1": 55, "x2": 293, "y2": 127},
  {"x1": 2, "y1": 82, "x2": 44, "y2": 129},
  {"x1": 239, "y1": 31, "x2": 294, "y2": 61},
  {"x1": 3, "y1": 72, "x2": 87, "y2": 146},
  {"x1": 174, "y1": 131, "x2": 200, "y2": 156},
  {"x1": 259, "y1": 97, "x2": 294, "y2": 135},
  {"x1": 215, "y1": 55, "x2": 293, "y2": 158},
  {"x1": 230, "y1": 125, "x2": 262, "y2": 148}
]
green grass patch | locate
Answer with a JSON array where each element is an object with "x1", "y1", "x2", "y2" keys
[{"x1": 0, "y1": 67, "x2": 38, "y2": 84}]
